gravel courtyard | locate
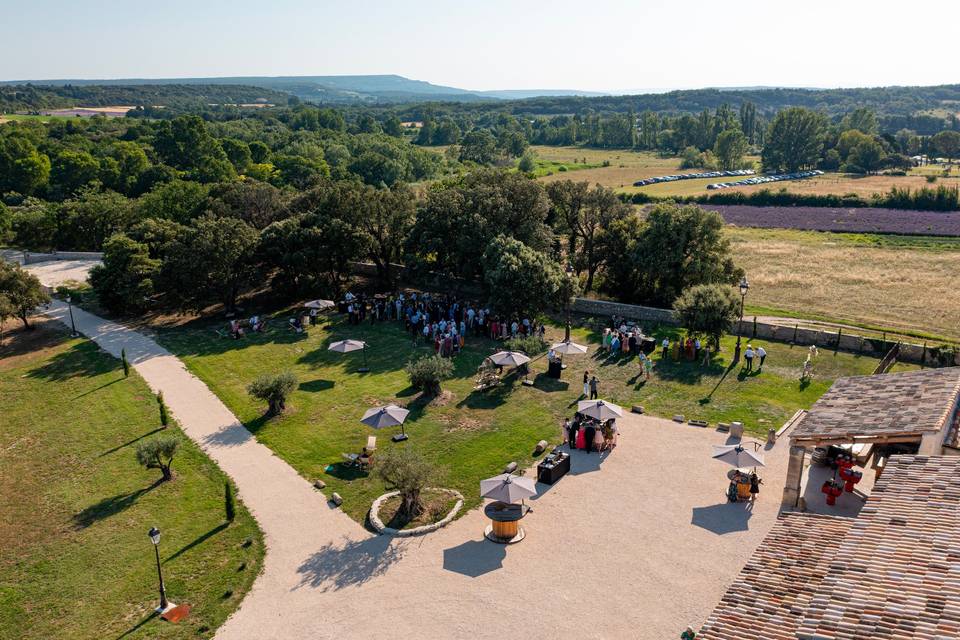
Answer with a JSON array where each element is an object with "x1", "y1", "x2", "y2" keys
[{"x1": 221, "y1": 413, "x2": 788, "y2": 640}]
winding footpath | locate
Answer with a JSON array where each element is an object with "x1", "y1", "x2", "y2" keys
[{"x1": 40, "y1": 295, "x2": 791, "y2": 639}]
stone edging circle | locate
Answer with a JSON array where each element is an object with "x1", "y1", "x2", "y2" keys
[{"x1": 369, "y1": 487, "x2": 464, "y2": 537}]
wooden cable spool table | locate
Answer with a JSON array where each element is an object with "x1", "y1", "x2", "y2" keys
[{"x1": 484, "y1": 501, "x2": 529, "y2": 544}]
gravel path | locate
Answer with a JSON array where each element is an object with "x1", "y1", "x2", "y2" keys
[{"x1": 40, "y1": 298, "x2": 791, "y2": 639}]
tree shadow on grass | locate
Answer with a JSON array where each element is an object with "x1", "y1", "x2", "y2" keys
[
  {"x1": 295, "y1": 535, "x2": 403, "y2": 592},
  {"x1": 656, "y1": 358, "x2": 726, "y2": 385},
  {"x1": 166, "y1": 522, "x2": 229, "y2": 563},
  {"x1": 73, "y1": 479, "x2": 163, "y2": 529},
  {"x1": 99, "y1": 427, "x2": 165, "y2": 457},
  {"x1": 298, "y1": 379, "x2": 335, "y2": 393},
  {"x1": 26, "y1": 342, "x2": 114, "y2": 381},
  {"x1": 114, "y1": 612, "x2": 158, "y2": 639},
  {"x1": 72, "y1": 377, "x2": 123, "y2": 398}
]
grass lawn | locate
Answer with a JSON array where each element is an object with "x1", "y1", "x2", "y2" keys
[
  {"x1": 0, "y1": 320, "x2": 264, "y2": 640},
  {"x1": 155, "y1": 309, "x2": 906, "y2": 525},
  {"x1": 727, "y1": 227, "x2": 960, "y2": 342}
]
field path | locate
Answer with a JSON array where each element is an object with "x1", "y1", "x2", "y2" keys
[{"x1": 40, "y1": 298, "x2": 792, "y2": 640}]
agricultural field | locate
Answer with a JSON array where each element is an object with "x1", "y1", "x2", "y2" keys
[
  {"x1": 0, "y1": 321, "x2": 264, "y2": 640},
  {"x1": 709, "y1": 205, "x2": 960, "y2": 236},
  {"x1": 726, "y1": 227, "x2": 960, "y2": 342},
  {"x1": 532, "y1": 145, "x2": 682, "y2": 188}
]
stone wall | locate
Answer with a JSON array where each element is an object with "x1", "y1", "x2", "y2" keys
[
  {"x1": 571, "y1": 297, "x2": 959, "y2": 367},
  {"x1": 23, "y1": 251, "x2": 103, "y2": 265}
]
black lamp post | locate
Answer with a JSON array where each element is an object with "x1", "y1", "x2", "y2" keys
[
  {"x1": 358, "y1": 341, "x2": 370, "y2": 373},
  {"x1": 733, "y1": 276, "x2": 749, "y2": 363},
  {"x1": 66, "y1": 295, "x2": 79, "y2": 338},
  {"x1": 564, "y1": 263, "x2": 575, "y2": 342},
  {"x1": 148, "y1": 527, "x2": 171, "y2": 613}
]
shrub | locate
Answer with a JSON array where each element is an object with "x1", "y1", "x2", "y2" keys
[
  {"x1": 136, "y1": 435, "x2": 180, "y2": 481},
  {"x1": 557, "y1": 165, "x2": 567, "y2": 172},
  {"x1": 224, "y1": 482, "x2": 235, "y2": 522},
  {"x1": 504, "y1": 334, "x2": 548, "y2": 355},
  {"x1": 517, "y1": 152, "x2": 536, "y2": 173},
  {"x1": 157, "y1": 391, "x2": 169, "y2": 427},
  {"x1": 247, "y1": 371, "x2": 297, "y2": 416},
  {"x1": 926, "y1": 174, "x2": 938, "y2": 183},
  {"x1": 376, "y1": 448, "x2": 438, "y2": 520},
  {"x1": 121, "y1": 348, "x2": 130, "y2": 377},
  {"x1": 405, "y1": 355, "x2": 453, "y2": 396}
]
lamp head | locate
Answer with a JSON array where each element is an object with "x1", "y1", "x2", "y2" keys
[
  {"x1": 739, "y1": 276, "x2": 750, "y2": 297},
  {"x1": 148, "y1": 527, "x2": 161, "y2": 545}
]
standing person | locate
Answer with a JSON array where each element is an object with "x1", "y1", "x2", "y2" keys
[
  {"x1": 662, "y1": 337, "x2": 670, "y2": 359},
  {"x1": 701, "y1": 344, "x2": 712, "y2": 367},
  {"x1": 582, "y1": 370, "x2": 590, "y2": 397},
  {"x1": 584, "y1": 420, "x2": 597, "y2": 454},
  {"x1": 749, "y1": 472, "x2": 762, "y2": 502},
  {"x1": 757, "y1": 345, "x2": 767, "y2": 370},
  {"x1": 568, "y1": 417, "x2": 579, "y2": 451},
  {"x1": 744, "y1": 345, "x2": 755, "y2": 372},
  {"x1": 639, "y1": 352, "x2": 651, "y2": 380},
  {"x1": 589, "y1": 375, "x2": 599, "y2": 400}
]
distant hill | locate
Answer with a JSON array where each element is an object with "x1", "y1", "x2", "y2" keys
[{"x1": 0, "y1": 74, "x2": 608, "y2": 104}]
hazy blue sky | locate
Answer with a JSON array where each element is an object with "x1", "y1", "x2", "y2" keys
[{"x1": 3, "y1": 0, "x2": 958, "y2": 92}]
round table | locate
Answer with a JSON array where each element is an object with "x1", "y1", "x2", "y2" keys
[{"x1": 484, "y1": 501, "x2": 529, "y2": 544}]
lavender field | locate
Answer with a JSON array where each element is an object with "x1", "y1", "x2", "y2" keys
[{"x1": 705, "y1": 205, "x2": 960, "y2": 237}]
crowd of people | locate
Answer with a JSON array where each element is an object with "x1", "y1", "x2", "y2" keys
[{"x1": 563, "y1": 412, "x2": 619, "y2": 453}]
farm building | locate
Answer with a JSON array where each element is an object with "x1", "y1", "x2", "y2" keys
[
  {"x1": 781, "y1": 366, "x2": 960, "y2": 512},
  {"x1": 699, "y1": 454, "x2": 960, "y2": 639}
]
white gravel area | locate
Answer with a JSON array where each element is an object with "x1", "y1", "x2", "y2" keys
[
  {"x1": 42, "y1": 301, "x2": 790, "y2": 640},
  {"x1": 23, "y1": 258, "x2": 99, "y2": 288}
]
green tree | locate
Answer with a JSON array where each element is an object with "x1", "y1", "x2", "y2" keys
[
  {"x1": 482, "y1": 235, "x2": 567, "y2": 318},
  {"x1": 674, "y1": 284, "x2": 741, "y2": 349},
  {"x1": 932, "y1": 130, "x2": 960, "y2": 163},
  {"x1": 55, "y1": 188, "x2": 134, "y2": 250},
  {"x1": 0, "y1": 261, "x2": 51, "y2": 329},
  {"x1": 89, "y1": 233, "x2": 161, "y2": 314},
  {"x1": 247, "y1": 371, "x2": 297, "y2": 416},
  {"x1": 405, "y1": 355, "x2": 454, "y2": 396},
  {"x1": 248, "y1": 140, "x2": 271, "y2": 164},
  {"x1": 136, "y1": 435, "x2": 179, "y2": 482},
  {"x1": 846, "y1": 139, "x2": 886, "y2": 174},
  {"x1": 136, "y1": 180, "x2": 209, "y2": 224},
  {"x1": 49, "y1": 149, "x2": 100, "y2": 198},
  {"x1": 0, "y1": 292, "x2": 15, "y2": 346},
  {"x1": 221, "y1": 138, "x2": 253, "y2": 173},
  {"x1": 206, "y1": 180, "x2": 288, "y2": 230},
  {"x1": 603, "y1": 202, "x2": 742, "y2": 307},
  {"x1": 0, "y1": 134, "x2": 50, "y2": 195},
  {"x1": 160, "y1": 215, "x2": 259, "y2": 312},
  {"x1": 354, "y1": 183, "x2": 416, "y2": 287},
  {"x1": 841, "y1": 108, "x2": 878, "y2": 135},
  {"x1": 714, "y1": 129, "x2": 749, "y2": 170},
  {"x1": 152, "y1": 115, "x2": 236, "y2": 183},
  {"x1": 459, "y1": 129, "x2": 499, "y2": 165},
  {"x1": 10, "y1": 201, "x2": 57, "y2": 251},
  {"x1": 762, "y1": 107, "x2": 827, "y2": 172},
  {"x1": 517, "y1": 152, "x2": 536, "y2": 173},
  {"x1": 376, "y1": 448, "x2": 438, "y2": 520},
  {"x1": 383, "y1": 116, "x2": 404, "y2": 138}
]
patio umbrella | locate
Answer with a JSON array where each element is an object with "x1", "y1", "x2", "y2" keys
[
  {"x1": 328, "y1": 339, "x2": 369, "y2": 372},
  {"x1": 551, "y1": 341, "x2": 588, "y2": 355},
  {"x1": 577, "y1": 399, "x2": 623, "y2": 421},
  {"x1": 361, "y1": 404, "x2": 411, "y2": 441},
  {"x1": 304, "y1": 299, "x2": 335, "y2": 310},
  {"x1": 712, "y1": 444, "x2": 765, "y2": 469},
  {"x1": 480, "y1": 473, "x2": 537, "y2": 504},
  {"x1": 489, "y1": 351, "x2": 531, "y2": 368}
]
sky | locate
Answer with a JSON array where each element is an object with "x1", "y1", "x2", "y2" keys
[{"x1": 3, "y1": 0, "x2": 959, "y2": 93}]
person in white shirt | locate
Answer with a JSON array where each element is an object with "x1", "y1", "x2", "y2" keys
[
  {"x1": 757, "y1": 346, "x2": 767, "y2": 370},
  {"x1": 744, "y1": 345, "x2": 755, "y2": 372}
]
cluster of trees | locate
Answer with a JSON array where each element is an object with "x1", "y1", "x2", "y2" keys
[
  {"x1": 84, "y1": 168, "x2": 741, "y2": 324},
  {"x1": 762, "y1": 107, "x2": 960, "y2": 174}
]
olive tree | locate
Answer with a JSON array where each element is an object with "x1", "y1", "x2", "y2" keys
[
  {"x1": 136, "y1": 435, "x2": 180, "y2": 482},
  {"x1": 674, "y1": 284, "x2": 741, "y2": 349},
  {"x1": 376, "y1": 448, "x2": 438, "y2": 521},
  {"x1": 405, "y1": 355, "x2": 454, "y2": 397},
  {"x1": 247, "y1": 371, "x2": 297, "y2": 416}
]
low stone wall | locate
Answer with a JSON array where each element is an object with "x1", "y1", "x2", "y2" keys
[
  {"x1": 23, "y1": 251, "x2": 103, "y2": 265},
  {"x1": 369, "y1": 488, "x2": 464, "y2": 537},
  {"x1": 572, "y1": 297, "x2": 959, "y2": 367}
]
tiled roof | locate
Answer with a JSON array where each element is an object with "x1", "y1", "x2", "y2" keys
[
  {"x1": 698, "y1": 513, "x2": 853, "y2": 640},
  {"x1": 796, "y1": 455, "x2": 960, "y2": 639},
  {"x1": 791, "y1": 368, "x2": 960, "y2": 443},
  {"x1": 699, "y1": 455, "x2": 960, "y2": 640}
]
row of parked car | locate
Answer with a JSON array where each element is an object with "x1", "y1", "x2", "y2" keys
[
  {"x1": 633, "y1": 169, "x2": 755, "y2": 187},
  {"x1": 706, "y1": 170, "x2": 824, "y2": 190}
]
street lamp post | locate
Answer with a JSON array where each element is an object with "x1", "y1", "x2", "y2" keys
[
  {"x1": 564, "y1": 263, "x2": 575, "y2": 342},
  {"x1": 734, "y1": 276, "x2": 749, "y2": 363},
  {"x1": 66, "y1": 295, "x2": 79, "y2": 338},
  {"x1": 148, "y1": 527, "x2": 173, "y2": 613}
]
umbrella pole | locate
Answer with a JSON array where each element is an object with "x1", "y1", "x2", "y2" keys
[
  {"x1": 392, "y1": 421, "x2": 408, "y2": 442},
  {"x1": 359, "y1": 344, "x2": 370, "y2": 373}
]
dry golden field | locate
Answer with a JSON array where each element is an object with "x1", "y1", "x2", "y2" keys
[
  {"x1": 730, "y1": 173, "x2": 960, "y2": 198},
  {"x1": 727, "y1": 227, "x2": 960, "y2": 341}
]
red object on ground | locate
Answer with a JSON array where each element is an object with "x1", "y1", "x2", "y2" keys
[
  {"x1": 821, "y1": 481, "x2": 843, "y2": 506},
  {"x1": 161, "y1": 603, "x2": 191, "y2": 623}
]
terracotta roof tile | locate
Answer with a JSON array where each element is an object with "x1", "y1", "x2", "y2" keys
[
  {"x1": 698, "y1": 513, "x2": 853, "y2": 640},
  {"x1": 791, "y1": 368, "x2": 960, "y2": 443}
]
